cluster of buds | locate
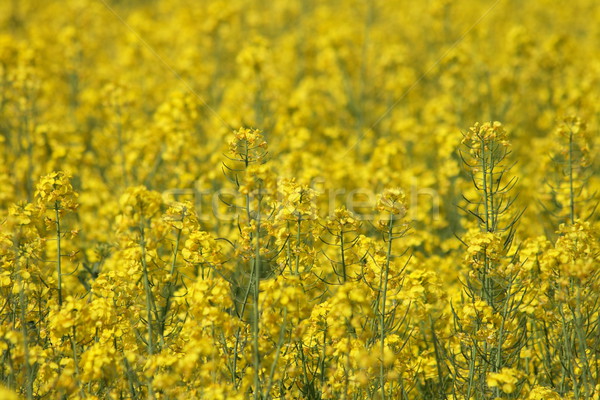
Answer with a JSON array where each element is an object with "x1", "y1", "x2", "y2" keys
[
  {"x1": 117, "y1": 186, "x2": 163, "y2": 230},
  {"x1": 463, "y1": 229, "x2": 504, "y2": 271},
  {"x1": 228, "y1": 127, "x2": 268, "y2": 165},
  {"x1": 461, "y1": 121, "x2": 511, "y2": 162},
  {"x1": 162, "y1": 201, "x2": 198, "y2": 232},
  {"x1": 376, "y1": 188, "x2": 408, "y2": 232},
  {"x1": 35, "y1": 171, "x2": 79, "y2": 214},
  {"x1": 182, "y1": 230, "x2": 226, "y2": 268},
  {"x1": 326, "y1": 207, "x2": 360, "y2": 232},
  {"x1": 462, "y1": 121, "x2": 510, "y2": 147},
  {"x1": 376, "y1": 188, "x2": 407, "y2": 216},
  {"x1": 554, "y1": 115, "x2": 591, "y2": 168},
  {"x1": 556, "y1": 115, "x2": 586, "y2": 139}
]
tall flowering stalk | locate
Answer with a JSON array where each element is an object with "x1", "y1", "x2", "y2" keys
[
  {"x1": 160, "y1": 201, "x2": 197, "y2": 345},
  {"x1": 225, "y1": 127, "x2": 272, "y2": 397},
  {"x1": 322, "y1": 207, "x2": 362, "y2": 283},
  {"x1": 375, "y1": 188, "x2": 409, "y2": 400},
  {"x1": 117, "y1": 186, "x2": 163, "y2": 399},
  {"x1": 539, "y1": 117, "x2": 598, "y2": 398},
  {"x1": 451, "y1": 122, "x2": 527, "y2": 399},
  {"x1": 275, "y1": 179, "x2": 318, "y2": 276},
  {"x1": 7, "y1": 202, "x2": 41, "y2": 400},
  {"x1": 35, "y1": 171, "x2": 78, "y2": 307}
]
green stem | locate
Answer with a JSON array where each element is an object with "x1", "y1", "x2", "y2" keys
[
  {"x1": 140, "y1": 225, "x2": 154, "y2": 355},
  {"x1": 55, "y1": 203, "x2": 63, "y2": 306},
  {"x1": 139, "y1": 223, "x2": 155, "y2": 399},
  {"x1": 264, "y1": 308, "x2": 287, "y2": 399},
  {"x1": 480, "y1": 138, "x2": 490, "y2": 232},
  {"x1": 495, "y1": 281, "x2": 513, "y2": 372},
  {"x1": 466, "y1": 342, "x2": 477, "y2": 400},
  {"x1": 253, "y1": 192, "x2": 262, "y2": 400},
  {"x1": 568, "y1": 128, "x2": 575, "y2": 224},
  {"x1": 70, "y1": 326, "x2": 85, "y2": 399},
  {"x1": 379, "y1": 216, "x2": 394, "y2": 400},
  {"x1": 295, "y1": 218, "x2": 301, "y2": 275},
  {"x1": 18, "y1": 263, "x2": 33, "y2": 400},
  {"x1": 559, "y1": 304, "x2": 579, "y2": 398},
  {"x1": 574, "y1": 288, "x2": 591, "y2": 398},
  {"x1": 340, "y1": 229, "x2": 346, "y2": 282},
  {"x1": 159, "y1": 227, "x2": 182, "y2": 345}
]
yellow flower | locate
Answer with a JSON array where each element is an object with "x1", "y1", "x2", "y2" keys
[
  {"x1": 79, "y1": 342, "x2": 119, "y2": 382},
  {"x1": 463, "y1": 229, "x2": 504, "y2": 269},
  {"x1": 376, "y1": 188, "x2": 407, "y2": 216},
  {"x1": 276, "y1": 179, "x2": 318, "y2": 221},
  {"x1": 527, "y1": 385, "x2": 561, "y2": 399},
  {"x1": 35, "y1": 171, "x2": 78, "y2": 212},
  {"x1": 163, "y1": 200, "x2": 198, "y2": 231},
  {"x1": 182, "y1": 230, "x2": 225, "y2": 268},
  {"x1": 117, "y1": 186, "x2": 163, "y2": 229},
  {"x1": 327, "y1": 207, "x2": 359, "y2": 231},
  {"x1": 462, "y1": 121, "x2": 511, "y2": 151},
  {"x1": 228, "y1": 127, "x2": 268, "y2": 163},
  {"x1": 8, "y1": 202, "x2": 37, "y2": 225},
  {"x1": 487, "y1": 367, "x2": 521, "y2": 394}
]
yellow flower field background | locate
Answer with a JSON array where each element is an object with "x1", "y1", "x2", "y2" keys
[{"x1": 0, "y1": 0, "x2": 599, "y2": 399}]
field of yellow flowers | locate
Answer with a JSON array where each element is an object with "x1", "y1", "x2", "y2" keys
[{"x1": 1, "y1": 0, "x2": 599, "y2": 399}]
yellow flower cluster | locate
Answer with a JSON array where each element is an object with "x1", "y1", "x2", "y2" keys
[
  {"x1": 276, "y1": 179, "x2": 318, "y2": 221},
  {"x1": 462, "y1": 121, "x2": 511, "y2": 151},
  {"x1": 182, "y1": 230, "x2": 226, "y2": 269},
  {"x1": 487, "y1": 367, "x2": 522, "y2": 394},
  {"x1": 35, "y1": 171, "x2": 78, "y2": 212},
  {"x1": 228, "y1": 127, "x2": 268, "y2": 164},
  {"x1": 376, "y1": 188, "x2": 407, "y2": 216}
]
